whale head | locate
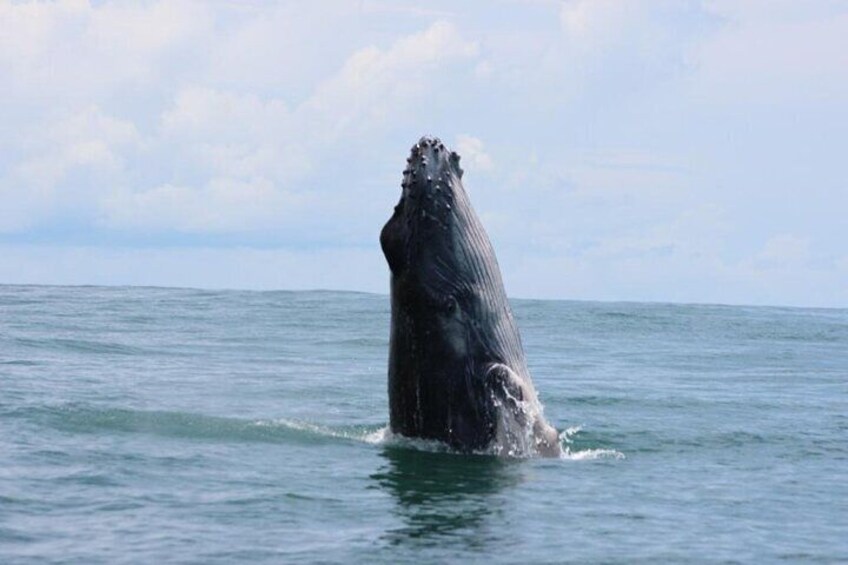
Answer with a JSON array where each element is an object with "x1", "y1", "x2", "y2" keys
[
  {"x1": 380, "y1": 135, "x2": 497, "y2": 362},
  {"x1": 380, "y1": 135, "x2": 465, "y2": 279}
]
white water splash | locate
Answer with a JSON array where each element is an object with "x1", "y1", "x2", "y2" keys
[
  {"x1": 255, "y1": 418, "x2": 623, "y2": 460},
  {"x1": 562, "y1": 448, "x2": 625, "y2": 461},
  {"x1": 362, "y1": 426, "x2": 390, "y2": 444},
  {"x1": 253, "y1": 418, "x2": 389, "y2": 444},
  {"x1": 559, "y1": 425, "x2": 625, "y2": 461},
  {"x1": 487, "y1": 376, "x2": 564, "y2": 458}
]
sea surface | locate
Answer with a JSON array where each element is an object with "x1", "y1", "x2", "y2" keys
[{"x1": 1, "y1": 284, "x2": 846, "y2": 563}]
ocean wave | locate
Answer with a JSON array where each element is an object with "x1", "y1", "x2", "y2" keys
[
  {"x1": 37, "y1": 404, "x2": 380, "y2": 446},
  {"x1": 14, "y1": 337, "x2": 149, "y2": 356},
  {"x1": 353, "y1": 422, "x2": 625, "y2": 461},
  {"x1": 32, "y1": 403, "x2": 623, "y2": 461},
  {"x1": 560, "y1": 426, "x2": 626, "y2": 461},
  {"x1": 256, "y1": 418, "x2": 390, "y2": 445}
]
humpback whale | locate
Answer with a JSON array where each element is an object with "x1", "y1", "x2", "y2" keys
[{"x1": 380, "y1": 136, "x2": 561, "y2": 457}]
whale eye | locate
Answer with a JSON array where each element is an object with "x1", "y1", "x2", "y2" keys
[{"x1": 443, "y1": 296, "x2": 458, "y2": 315}]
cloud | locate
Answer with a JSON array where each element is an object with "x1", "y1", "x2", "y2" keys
[
  {"x1": 455, "y1": 135, "x2": 493, "y2": 173},
  {"x1": 161, "y1": 87, "x2": 290, "y2": 141},
  {"x1": 0, "y1": 1, "x2": 845, "y2": 307},
  {"x1": 537, "y1": 1, "x2": 713, "y2": 95},
  {"x1": 690, "y1": 1, "x2": 848, "y2": 106},
  {"x1": 0, "y1": 0, "x2": 212, "y2": 105},
  {"x1": 301, "y1": 21, "x2": 478, "y2": 141},
  {"x1": 0, "y1": 105, "x2": 141, "y2": 231},
  {"x1": 43, "y1": 105, "x2": 139, "y2": 161},
  {"x1": 560, "y1": 0, "x2": 646, "y2": 48},
  {"x1": 139, "y1": 20, "x2": 479, "y2": 232},
  {"x1": 158, "y1": 87, "x2": 308, "y2": 183},
  {"x1": 1, "y1": 11, "x2": 480, "y2": 234},
  {"x1": 101, "y1": 178, "x2": 306, "y2": 232}
]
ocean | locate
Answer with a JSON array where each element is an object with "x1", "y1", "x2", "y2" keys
[{"x1": 1, "y1": 284, "x2": 846, "y2": 563}]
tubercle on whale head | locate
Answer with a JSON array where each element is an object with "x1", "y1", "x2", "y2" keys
[
  {"x1": 395, "y1": 136, "x2": 466, "y2": 219},
  {"x1": 402, "y1": 136, "x2": 463, "y2": 197},
  {"x1": 381, "y1": 135, "x2": 468, "y2": 276}
]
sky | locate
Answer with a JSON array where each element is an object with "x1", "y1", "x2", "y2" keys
[{"x1": 1, "y1": 0, "x2": 846, "y2": 307}]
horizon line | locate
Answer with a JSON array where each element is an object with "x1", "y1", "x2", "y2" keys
[{"x1": 2, "y1": 281, "x2": 844, "y2": 312}]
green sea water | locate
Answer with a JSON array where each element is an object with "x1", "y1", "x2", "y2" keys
[{"x1": 1, "y1": 285, "x2": 846, "y2": 563}]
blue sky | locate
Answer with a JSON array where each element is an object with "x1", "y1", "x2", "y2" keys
[{"x1": 1, "y1": 0, "x2": 846, "y2": 307}]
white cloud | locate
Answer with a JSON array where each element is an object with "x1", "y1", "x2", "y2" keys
[
  {"x1": 0, "y1": 10, "x2": 480, "y2": 234},
  {"x1": 158, "y1": 87, "x2": 310, "y2": 183},
  {"x1": 692, "y1": 1, "x2": 848, "y2": 105},
  {"x1": 161, "y1": 87, "x2": 290, "y2": 141},
  {"x1": 0, "y1": 106, "x2": 140, "y2": 231},
  {"x1": 537, "y1": 1, "x2": 710, "y2": 93},
  {"x1": 455, "y1": 135, "x2": 493, "y2": 173},
  {"x1": 301, "y1": 21, "x2": 478, "y2": 141},
  {"x1": 560, "y1": 0, "x2": 643, "y2": 49},
  {"x1": 558, "y1": 0, "x2": 711, "y2": 56},
  {"x1": 0, "y1": 1, "x2": 845, "y2": 307},
  {"x1": 135, "y1": 20, "x2": 479, "y2": 232},
  {"x1": 0, "y1": 0, "x2": 212, "y2": 103},
  {"x1": 101, "y1": 177, "x2": 307, "y2": 233}
]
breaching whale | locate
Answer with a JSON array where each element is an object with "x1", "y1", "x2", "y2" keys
[{"x1": 380, "y1": 136, "x2": 561, "y2": 457}]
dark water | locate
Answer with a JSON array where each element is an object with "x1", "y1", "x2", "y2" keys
[{"x1": 1, "y1": 285, "x2": 846, "y2": 563}]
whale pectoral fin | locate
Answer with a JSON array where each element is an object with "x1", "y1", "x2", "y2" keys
[
  {"x1": 485, "y1": 364, "x2": 563, "y2": 457},
  {"x1": 484, "y1": 363, "x2": 532, "y2": 454},
  {"x1": 484, "y1": 363, "x2": 525, "y2": 411},
  {"x1": 533, "y1": 420, "x2": 563, "y2": 457}
]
